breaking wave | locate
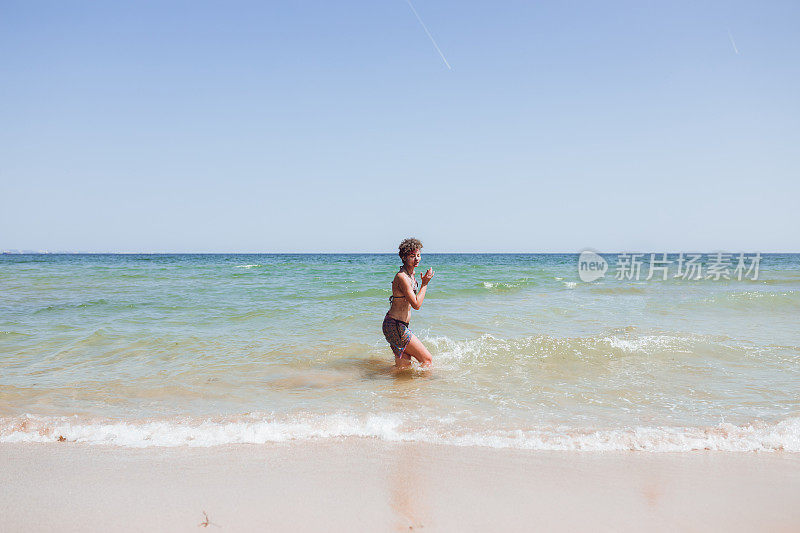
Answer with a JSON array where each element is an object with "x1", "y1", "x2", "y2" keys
[{"x1": 1, "y1": 413, "x2": 798, "y2": 452}]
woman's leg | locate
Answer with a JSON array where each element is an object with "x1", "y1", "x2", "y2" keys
[
  {"x1": 390, "y1": 343, "x2": 413, "y2": 369},
  {"x1": 401, "y1": 335, "x2": 433, "y2": 366},
  {"x1": 394, "y1": 352, "x2": 413, "y2": 369}
]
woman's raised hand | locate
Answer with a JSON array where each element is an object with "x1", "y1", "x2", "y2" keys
[{"x1": 421, "y1": 268, "x2": 435, "y2": 284}]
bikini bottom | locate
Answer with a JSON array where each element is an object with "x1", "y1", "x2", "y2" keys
[{"x1": 382, "y1": 313, "x2": 413, "y2": 359}]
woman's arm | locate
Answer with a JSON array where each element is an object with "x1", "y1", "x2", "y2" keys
[{"x1": 397, "y1": 269, "x2": 434, "y2": 310}]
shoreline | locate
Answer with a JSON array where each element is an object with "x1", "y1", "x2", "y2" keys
[{"x1": 2, "y1": 439, "x2": 799, "y2": 532}]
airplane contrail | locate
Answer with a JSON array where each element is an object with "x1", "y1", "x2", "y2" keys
[
  {"x1": 404, "y1": 0, "x2": 452, "y2": 70},
  {"x1": 728, "y1": 29, "x2": 740, "y2": 55}
]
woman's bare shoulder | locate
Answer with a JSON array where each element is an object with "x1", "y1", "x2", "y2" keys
[{"x1": 393, "y1": 272, "x2": 412, "y2": 285}]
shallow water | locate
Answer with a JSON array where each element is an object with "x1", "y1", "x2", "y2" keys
[{"x1": 1, "y1": 253, "x2": 798, "y2": 450}]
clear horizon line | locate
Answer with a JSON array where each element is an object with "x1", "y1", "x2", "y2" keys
[{"x1": 2, "y1": 250, "x2": 795, "y2": 255}]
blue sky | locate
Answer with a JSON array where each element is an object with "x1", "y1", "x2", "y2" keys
[{"x1": 1, "y1": 0, "x2": 798, "y2": 252}]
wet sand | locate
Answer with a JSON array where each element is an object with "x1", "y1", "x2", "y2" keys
[{"x1": 1, "y1": 439, "x2": 799, "y2": 532}]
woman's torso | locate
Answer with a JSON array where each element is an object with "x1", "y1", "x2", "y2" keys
[{"x1": 387, "y1": 271, "x2": 418, "y2": 323}]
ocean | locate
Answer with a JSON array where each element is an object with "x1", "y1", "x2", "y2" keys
[{"x1": 1, "y1": 253, "x2": 798, "y2": 451}]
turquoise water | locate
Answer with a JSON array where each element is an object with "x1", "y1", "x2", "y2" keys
[{"x1": 1, "y1": 253, "x2": 799, "y2": 450}]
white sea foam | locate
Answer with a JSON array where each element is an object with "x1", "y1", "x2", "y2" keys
[
  {"x1": 563, "y1": 281, "x2": 577, "y2": 289},
  {"x1": 2, "y1": 414, "x2": 798, "y2": 452},
  {"x1": 235, "y1": 264, "x2": 262, "y2": 269},
  {"x1": 0, "y1": 414, "x2": 404, "y2": 448},
  {"x1": 422, "y1": 332, "x2": 701, "y2": 364},
  {"x1": 423, "y1": 333, "x2": 502, "y2": 363},
  {"x1": 480, "y1": 280, "x2": 530, "y2": 290},
  {"x1": 604, "y1": 334, "x2": 689, "y2": 354}
]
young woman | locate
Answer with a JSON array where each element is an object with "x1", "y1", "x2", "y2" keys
[{"x1": 382, "y1": 238, "x2": 435, "y2": 367}]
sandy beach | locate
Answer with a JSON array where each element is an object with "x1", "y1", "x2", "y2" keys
[
  {"x1": 2, "y1": 440, "x2": 799, "y2": 532},
  {"x1": 4, "y1": 0, "x2": 799, "y2": 528}
]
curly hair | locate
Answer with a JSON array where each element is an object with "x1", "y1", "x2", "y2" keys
[{"x1": 398, "y1": 237, "x2": 423, "y2": 259}]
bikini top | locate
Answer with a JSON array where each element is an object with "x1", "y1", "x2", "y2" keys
[{"x1": 389, "y1": 269, "x2": 418, "y2": 303}]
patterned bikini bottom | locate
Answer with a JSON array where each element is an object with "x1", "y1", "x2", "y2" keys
[{"x1": 382, "y1": 313, "x2": 413, "y2": 359}]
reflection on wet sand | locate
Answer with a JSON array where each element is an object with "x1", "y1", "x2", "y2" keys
[{"x1": 389, "y1": 442, "x2": 428, "y2": 531}]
